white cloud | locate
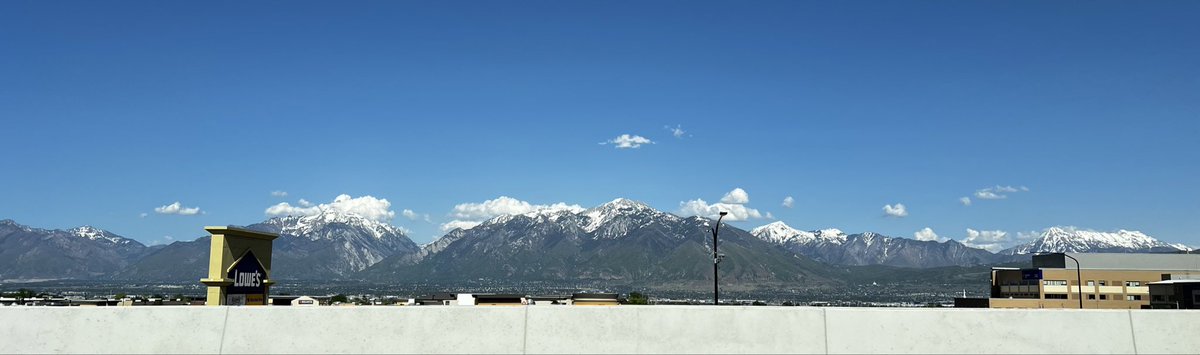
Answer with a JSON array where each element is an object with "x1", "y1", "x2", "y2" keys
[
  {"x1": 882, "y1": 203, "x2": 908, "y2": 218},
  {"x1": 678, "y1": 199, "x2": 764, "y2": 221},
  {"x1": 154, "y1": 202, "x2": 203, "y2": 216},
  {"x1": 961, "y1": 228, "x2": 1010, "y2": 252},
  {"x1": 973, "y1": 185, "x2": 1030, "y2": 200},
  {"x1": 164, "y1": 236, "x2": 174, "y2": 241},
  {"x1": 271, "y1": 190, "x2": 288, "y2": 197},
  {"x1": 298, "y1": 199, "x2": 313, "y2": 207},
  {"x1": 139, "y1": 212, "x2": 148, "y2": 218},
  {"x1": 440, "y1": 220, "x2": 481, "y2": 233},
  {"x1": 441, "y1": 196, "x2": 584, "y2": 233},
  {"x1": 959, "y1": 197, "x2": 971, "y2": 206},
  {"x1": 601, "y1": 134, "x2": 654, "y2": 149},
  {"x1": 782, "y1": 196, "x2": 794, "y2": 208},
  {"x1": 665, "y1": 125, "x2": 687, "y2": 138},
  {"x1": 720, "y1": 188, "x2": 750, "y2": 204},
  {"x1": 1016, "y1": 230, "x2": 1042, "y2": 241},
  {"x1": 449, "y1": 196, "x2": 583, "y2": 220},
  {"x1": 402, "y1": 209, "x2": 431, "y2": 222},
  {"x1": 264, "y1": 194, "x2": 397, "y2": 222},
  {"x1": 914, "y1": 227, "x2": 945, "y2": 242}
]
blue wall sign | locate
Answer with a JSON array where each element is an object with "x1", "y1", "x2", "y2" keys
[{"x1": 1021, "y1": 269, "x2": 1043, "y2": 280}]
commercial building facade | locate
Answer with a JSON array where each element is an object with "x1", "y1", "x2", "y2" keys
[{"x1": 990, "y1": 252, "x2": 1200, "y2": 309}]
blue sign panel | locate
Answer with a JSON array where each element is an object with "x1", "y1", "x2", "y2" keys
[
  {"x1": 1021, "y1": 269, "x2": 1043, "y2": 280},
  {"x1": 226, "y1": 250, "x2": 267, "y2": 295}
]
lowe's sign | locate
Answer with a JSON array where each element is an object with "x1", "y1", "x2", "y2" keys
[{"x1": 226, "y1": 250, "x2": 267, "y2": 305}]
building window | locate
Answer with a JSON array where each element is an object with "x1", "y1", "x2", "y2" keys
[
  {"x1": 1125, "y1": 281, "x2": 1141, "y2": 287},
  {"x1": 1126, "y1": 295, "x2": 1142, "y2": 301},
  {"x1": 1043, "y1": 280, "x2": 1067, "y2": 286},
  {"x1": 1099, "y1": 295, "x2": 1108, "y2": 300},
  {"x1": 1099, "y1": 281, "x2": 1107, "y2": 286},
  {"x1": 1087, "y1": 280, "x2": 1096, "y2": 286},
  {"x1": 1088, "y1": 294, "x2": 1096, "y2": 300},
  {"x1": 1045, "y1": 294, "x2": 1068, "y2": 299},
  {"x1": 1153, "y1": 295, "x2": 1166, "y2": 302}
]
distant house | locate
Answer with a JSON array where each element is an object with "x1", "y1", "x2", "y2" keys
[
  {"x1": 291, "y1": 296, "x2": 319, "y2": 307},
  {"x1": 572, "y1": 293, "x2": 619, "y2": 306}
]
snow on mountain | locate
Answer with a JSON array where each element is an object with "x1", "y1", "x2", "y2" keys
[
  {"x1": 239, "y1": 209, "x2": 421, "y2": 276},
  {"x1": 0, "y1": 219, "x2": 150, "y2": 280},
  {"x1": 69, "y1": 226, "x2": 135, "y2": 245},
  {"x1": 261, "y1": 209, "x2": 409, "y2": 241},
  {"x1": 461, "y1": 198, "x2": 681, "y2": 240},
  {"x1": 361, "y1": 198, "x2": 833, "y2": 285},
  {"x1": 749, "y1": 221, "x2": 846, "y2": 245},
  {"x1": 749, "y1": 222, "x2": 1000, "y2": 268},
  {"x1": 1002, "y1": 226, "x2": 1193, "y2": 254},
  {"x1": 0, "y1": 220, "x2": 136, "y2": 246}
]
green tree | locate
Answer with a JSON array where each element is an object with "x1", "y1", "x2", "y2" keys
[
  {"x1": 625, "y1": 292, "x2": 649, "y2": 305},
  {"x1": 331, "y1": 294, "x2": 349, "y2": 304}
]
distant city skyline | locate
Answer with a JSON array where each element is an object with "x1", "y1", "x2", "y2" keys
[{"x1": 2, "y1": 1, "x2": 1197, "y2": 248}]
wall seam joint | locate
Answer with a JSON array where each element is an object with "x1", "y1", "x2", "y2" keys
[
  {"x1": 217, "y1": 307, "x2": 230, "y2": 355},
  {"x1": 1127, "y1": 310, "x2": 1139, "y2": 355},
  {"x1": 521, "y1": 306, "x2": 529, "y2": 354},
  {"x1": 822, "y1": 308, "x2": 830, "y2": 355}
]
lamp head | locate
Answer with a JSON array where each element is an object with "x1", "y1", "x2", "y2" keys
[{"x1": 719, "y1": 211, "x2": 728, "y2": 216}]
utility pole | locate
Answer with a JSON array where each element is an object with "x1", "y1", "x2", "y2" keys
[
  {"x1": 1060, "y1": 253, "x2": 1084, "y2": 309},
  {"x1": 711, "y1": 211, "x2": 728, "y2": 306}
]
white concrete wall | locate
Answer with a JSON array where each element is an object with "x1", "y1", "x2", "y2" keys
[{"x1": 0, "y1": 306, "x2": 1197, "y2": 354}]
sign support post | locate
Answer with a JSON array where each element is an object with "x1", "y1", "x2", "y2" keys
[{"x1": 199, "y1": 226, "x2": 279, "y2": 306}]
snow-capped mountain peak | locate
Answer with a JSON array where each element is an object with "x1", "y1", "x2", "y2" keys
[
  {"x1": 750, "y1": 221, "x2": 812, "y2": 244},
  {"x1": 586, "y1": 198, "x2": 654, "y2": 216},
  {"x1": 750, "y1": 222, "x2": 847, "y2": 245},
  {"x1": 69, "y1": 226, "x2": 132, "y2": 244},
  {"x1": 1003, "y1": 226, "x2": 1193, "y2": 254},
  {"x1": 265, "y1": 210, "x2": 407, "y2": 241},
  {"x1": 582, "y1": 198, "x2": 672, "y2": 233}
]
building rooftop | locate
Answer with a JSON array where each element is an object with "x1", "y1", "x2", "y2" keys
[
  {"x1": 1148, "y1": 279, "x2": 1200, "y2": 285},
  {"x1": 1032, "y1": 253, "x2": 1200, "y2": 271}
]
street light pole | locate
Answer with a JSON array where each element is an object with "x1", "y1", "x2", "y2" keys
[
  {"x1": 711, "y1": 211, "x2": 728, "y2": 306},
  {"x1": 1060, "y1": 253, "x2": 1084, "y2": 309}
]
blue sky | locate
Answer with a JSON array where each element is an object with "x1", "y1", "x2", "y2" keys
[{"x1": 2, "y1": 1, "x2": 1197, "y2": 249}]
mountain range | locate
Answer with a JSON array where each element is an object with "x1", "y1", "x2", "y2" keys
[
  {"x1": 0, "y1": 220, "x2": 158, "y2": 280},
  {"x1": 1, "y1": 199, "x2": 1193, "y2": 285},
  {"x1": 999, "y1": 226, "x2": 1192, "y2": 255},
  {"x1": 749, "y1": 222, "x2": 1003, "y2": 268},
  {"x1": 360, "y1": 199, "x2": 833, "y2": 288},
  {"x1": 115, "y1": 211, "x2": 419, "y2": 281}
]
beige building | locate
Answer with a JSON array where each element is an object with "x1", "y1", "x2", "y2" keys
[{"x1": 990, "y1": 253, "x2": 1200, "y2": 309}]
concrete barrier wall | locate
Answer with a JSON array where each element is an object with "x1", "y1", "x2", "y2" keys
[{"x1": 1, "y1": 306, "x2": 1197, "y2": 354}]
